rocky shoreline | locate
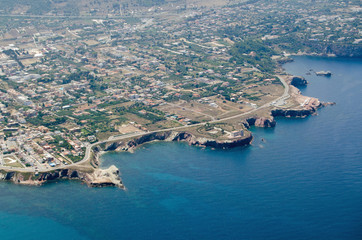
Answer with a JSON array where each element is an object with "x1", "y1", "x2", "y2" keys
[
  {"x1": 273, "y1": 83, "x2": 335, "y2": 118},
  {"x1": 245, "y1": 117, "x2": 276, "y2": 128},
  {"x1": 0, "y1": 131, "x2": 254, "y2": 188},
  {"x1": 100, "y1": 131, "x2": 254, "y2": 153},
  {"x1": 0, "y1": 96, "x2": 334, "y2": 188},
  {"x1": 0, "y1": 165, "x2": 125, "y2": 188},
  {"x1": 0, "y1": 71, "x2": 336, "y2": 188}
]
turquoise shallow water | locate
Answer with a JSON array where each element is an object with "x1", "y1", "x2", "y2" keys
[{"x1": 0, "y1": 56, "x2": 361, "y2": 239}]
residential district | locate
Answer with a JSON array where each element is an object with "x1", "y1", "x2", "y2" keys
[{"x1": 0, "y1": 0, "x2": 360, "y2": 172}]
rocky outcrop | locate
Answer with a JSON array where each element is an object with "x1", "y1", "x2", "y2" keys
[
  {"x1": 125, "y1": 131, "x2": 253, "y2": 150},
  {"x1": 271, "y1": 84, "x2": 327, "y2": 118},
  {"x1": 83, "y1": 165, "x2": 124, "y2": 188},
  {"x1": 291, "y1": 76, "x2": 308, "y2": 87},
  {"x1": 316, "y1": 71, "x2": 332, "y2": 77},
  {"x1": 271, "y1": 99, "x2": 335, "y2": 118},
  {"x1": 245, "y1": 117, "x2": 276, "y2": 128},
  {"x1": 0, "y1": 171, "x2": 42, "y2": 185},
  {"x1": 126, "y1": 131, "x2": 173, "y2": 148},
  {"x1": 105, "y1": 142, "x2": 122, "y2": 151},
  {"x1": 271, "y1": 108, "x2": 316, "y2": 118},
  {"x1": 183, "y1": 133, "x2": 253, "y2": 149},
  {"x1": 322, "y1": 102, "x2": 336, "y2": 107},
  {"x1": 0, "y1": 165, "x2": 124, "y2": 189}
]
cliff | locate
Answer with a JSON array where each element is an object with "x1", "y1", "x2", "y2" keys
[
  {"x1": 83, "y1": 166, "x2": 124, "y2": 188},
  {"x1": 0, "y1": 165, "x2": 124, "y2": 188},
  {"x1": 271, "y1": 98, "x2": 321, "y2": 118},
  {"x1": 105, "y1": 130, "x2": 253, "y2": 152},
  {"x1": 272, "y1": 85, "x2": 335, "y2": 118},
  {"x1": 291, "y1": 76, "x2": 308, "y2": 87},
  {"x1": 245, "y1": 117, "x2": 276, "y2": 128},
  {"x1": 0, "y1": 130, "x2": 253, "y2": 187},
  {"x1": 271, "y1": 108, "x2": 316, "y2": 118}
]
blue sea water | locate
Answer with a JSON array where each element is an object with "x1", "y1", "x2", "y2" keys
[{"x1": 0, "y1": 56, "x2": 361, "y2": 240}]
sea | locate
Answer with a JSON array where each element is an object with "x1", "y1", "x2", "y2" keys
[{"x1": 0, "y1": 56, "x2": 361, "y2": 240}]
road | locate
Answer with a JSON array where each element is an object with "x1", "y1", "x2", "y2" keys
[{"x1": 0, "y1": 75, "x2": 290, "y2": 173}]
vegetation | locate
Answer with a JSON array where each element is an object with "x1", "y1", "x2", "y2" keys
[{"x1": 229, "y1": 39, "x2": 276, "y2": 73}]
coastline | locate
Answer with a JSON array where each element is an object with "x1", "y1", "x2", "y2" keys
[
  {"x1": 0, "y1": 55, "x2": 360, "y2": 240},
  {"x1": 0, "y1": 130, "x2": 254, "y2": 188},
  {"x1": 0, "y1": 57, "x2": 336, "y2": 188}
]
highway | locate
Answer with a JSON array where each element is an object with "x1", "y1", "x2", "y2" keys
[{"x1": 0, "y1": 75, "x2": 290, "y2": 173}]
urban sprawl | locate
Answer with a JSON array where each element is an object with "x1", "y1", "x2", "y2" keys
[{"x1": 0, "y1": 0, "x2": 360, "y2": 172}]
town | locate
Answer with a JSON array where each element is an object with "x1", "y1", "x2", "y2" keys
[{"x1": 0, "y1": 0, "x2": 360, "y2": 171}]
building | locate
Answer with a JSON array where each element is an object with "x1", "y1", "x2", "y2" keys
[{"x1": 231, "y1": 130, "x2": 244, "y2": 138}]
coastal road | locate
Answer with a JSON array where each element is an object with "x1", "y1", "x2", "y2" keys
[
  {"x1": 0, "y1": 75, "x2": 290, "y2": 173},
  {"x1": 69, "y1": 74, "x2": 290, "y2": 168}
]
